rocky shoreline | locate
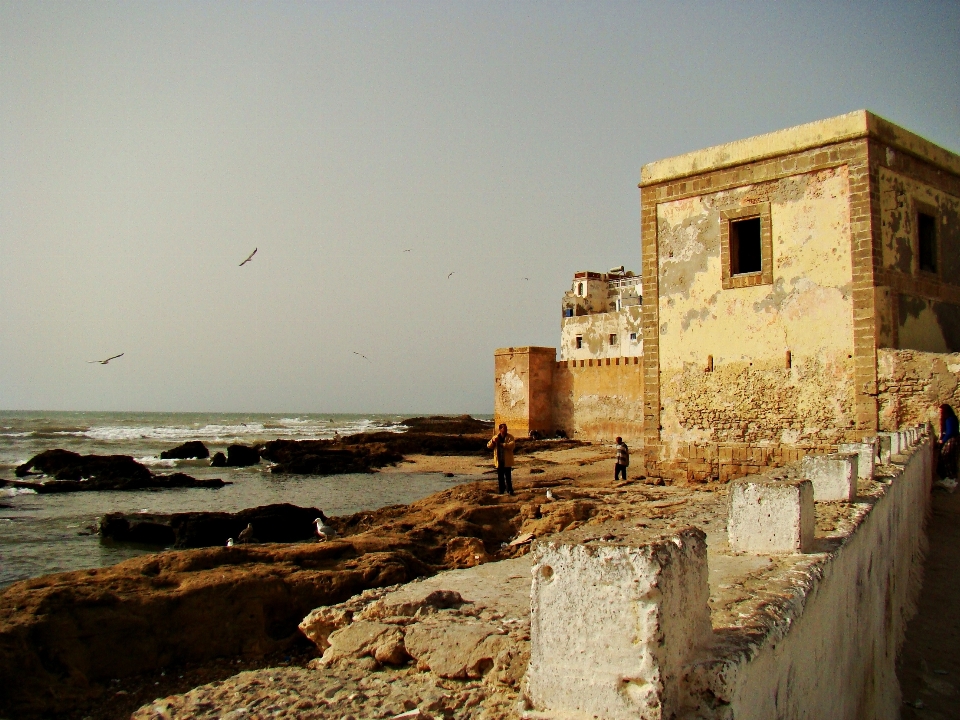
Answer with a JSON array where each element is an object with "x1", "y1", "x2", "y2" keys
[{"x1": 0, "y1": 429, "x2": 594, "y2": 720}]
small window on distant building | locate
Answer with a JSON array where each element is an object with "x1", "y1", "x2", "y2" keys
[
  {"x1": 609, "y1": 334, "x2": 617, "y2": 345},
  {"x1": 730, "y1": 218, "x2": 762, "y2": 275},
  {"x1": 577, "y1": 282, "x2": 584, "y2": 295},
  {"x1": 630, "y1": 332, "x2": 637, "y2": 342},
  {"x1": 576, "y1": 336, "x2": 582, "y2": 349},
  {"x1": 721, "y1": 203, "x2": 772, "y2": 290},
  {"x1": 918, "y1": 211, "x2": 937, "y2": 274}
]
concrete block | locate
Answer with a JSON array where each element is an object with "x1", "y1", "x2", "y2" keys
[
  {"x1": 839, "y1": 441, "x2": 876, "y2": 480},
  {"x1": 728, "y1": 477, "x2": 814, "y2": 554},
  {"x1": 877, "y1": 434, "x2": 892, "y2": 463},
  {"x1": 801, "y1": 452, "x2": 858, "y2": 501},
  {"x1": 880, "y1": 431, "x2": 901, "y2": 460},
  {"x1": 527, "y1": 527, "x2": 711, "y2": 720}
]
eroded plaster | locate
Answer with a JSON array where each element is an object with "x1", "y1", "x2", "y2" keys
[{"x1": 656, "y1": 167, "x2": 854, "y2": 450}]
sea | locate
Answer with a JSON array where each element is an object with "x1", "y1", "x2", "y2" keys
[{"x1": 0, "y1": 411, "x2": 489, "y2": 589}]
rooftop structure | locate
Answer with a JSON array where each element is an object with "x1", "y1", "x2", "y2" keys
[{"x1": 560, "y1": 269, "x2": 642, "y2": 362}]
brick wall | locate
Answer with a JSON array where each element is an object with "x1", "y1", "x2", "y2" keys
[{"x1": 877, "y1": 348, "x2": 960, "y2": 431}]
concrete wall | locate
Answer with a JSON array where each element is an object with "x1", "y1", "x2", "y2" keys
[
  {"x1": 716, "y1": 441, "x2": 931, "y2": 719},
  {"x1": 552, "y1": 357, "x2": 644, "y2": 443},
  {"x1": 524, "y1": 439, "x2": 932, "y2": 718},
  {"x1": 878, "y1": 347, "x2": 960, "y2": 430},
  {"x1": 559, "y1": 306, "x2": 643, "y2": 361},
  {"x1": 654, "y1": 166, "x2": 856, "y2": 454}
]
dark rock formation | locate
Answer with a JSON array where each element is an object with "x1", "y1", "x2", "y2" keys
[
  {"x1": 16, "y1": 449, "x2": 152, "y2": 484},
  {"x1": 8, "y1": 472, "x2": 226, "y2": 494},
  {"x1": 400, "y1": 415, "x2": 494, "y2": 435},
  {"x1": 160, "y1": 441, "x2": 210, "y2": 460},
  {"x1": 12, "y1": 450, "x2": 226, "y2": 492},
  {"x1": 226, "y1": 444, "x2": 260, "y2": 467},
  {"x1": 261, "y1": 440, "x2": 403, "y2": 475},
  {"x1": 99, "y1": 503, "x2": 322, "y2": 548},
  {"x1": 210, "y1": 451, "x2": 227, "y2": 467}
]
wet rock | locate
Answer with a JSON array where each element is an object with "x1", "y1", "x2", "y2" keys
[
  {"x1": 261, "y1": 440, "x2": 402, "y2": 475},
  {"x1": 160, "y1": 441, "x2": 210, "y2": 460},
  {"x1": 226, "y1": 444, "x2": 260, "y2": 467},
  {"x1": 210, "y1": 451, "x2": 227, "y2": 467},
  {"x1": 400, "y1": 415, "x2": 494, "y2": 435},
  {"x1": 10, "y1": 450, "x2": 224, "y2": 493},
  {"x1": 16, "y1": 449, "x2": 152, "y2": 484},
  {"x1": 99, "y1": 503, "x2": 322, "y2": 548}
]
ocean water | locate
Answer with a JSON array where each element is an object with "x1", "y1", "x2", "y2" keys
[{"x1": 0, "y1": 411, "x2": 489, "y2": 589}]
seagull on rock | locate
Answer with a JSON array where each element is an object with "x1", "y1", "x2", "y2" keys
[
  {"x1": 545, "y1": 489, "x2": 556, "y2": 501},
  {"x1": 314, "y1": 515, "x2": 337, "y2": 541}
]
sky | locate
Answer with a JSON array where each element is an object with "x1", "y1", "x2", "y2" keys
[{"x1": 1, "y1": 1, "x2": 958, "y2": 414}]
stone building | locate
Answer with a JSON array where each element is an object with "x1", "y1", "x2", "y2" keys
[
  {"x1": 560, "y1": 269, "x2": 642, "y2": 362},
  {"x1": 495, "y1": 110, "x2": 960, "y2": 481}
]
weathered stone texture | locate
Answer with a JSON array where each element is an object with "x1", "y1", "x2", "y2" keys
[
  {"x1": 526, "y1": 527, "x2": 710, "y2": 719},
  {"x1": 654, "y1": 166, "x2": 855, "y2": 453},
  {"x1": 801, "y1": 452, "x2": 858, "y2": 502},
  {"x1": 493, "y1": 347, "x2": 555, "y2": 436},
  {"x1": 552, "y1": 358, "x2": 644, "y2": 443},
  {"x1": 877, "y1": 347, "x2": 960, "y2": 431},
  {"x1": 728, "y1": 477, "x2": 814, "y2": 553}
]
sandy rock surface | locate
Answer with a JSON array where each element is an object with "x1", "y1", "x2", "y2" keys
[{"x1": 133, "y1": 559, "x2": 535, "y2": 720}]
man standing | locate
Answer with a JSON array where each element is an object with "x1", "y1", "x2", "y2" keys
[
  {"x1": 615, "y1": 436, "x2": 629, "y2": 482},
  {"x1": 487, "y1": 423, "x2": 516, "y2": 495}
]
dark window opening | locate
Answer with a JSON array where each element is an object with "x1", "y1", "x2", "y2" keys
[
  {"x1": 575, "y1": 336, "x2": 582, "y2": 349},
  {"x1": 919, "y1": 212, "x2": 937, "y2": 273},
  {"x1": 731, "y1": 217, "x2": 762, "y2": 275},
  {"x1": 609, "y1": 334, "x2": 617, "y2": 345}
]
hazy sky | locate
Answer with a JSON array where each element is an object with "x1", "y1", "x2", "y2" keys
[{"x1": 1, "y1": 1, "x2": 958, "y2": 414}]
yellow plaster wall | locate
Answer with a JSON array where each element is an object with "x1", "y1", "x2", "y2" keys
[
  {"x1": 656, "y1": 166, "x2": 856, "y2": 451},
  {"x1": 552, "y1": 359, "x2": 644, "y2": 444}
]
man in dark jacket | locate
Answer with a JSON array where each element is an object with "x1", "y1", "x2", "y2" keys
[{"x1": 487, "y1": 423, "x2": 515, "y2": 495}]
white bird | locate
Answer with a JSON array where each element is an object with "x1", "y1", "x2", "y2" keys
[
  {"x1": 239, "y1": 248, "x2": 258, "y2": 266},
  {"x1": 314, "y1": 516, "x2": 337, "y2": 541},
  {"x1": 353, "y1": 351, "x2": 370, "y2": 361},
  {"x1": 545, "y1": 489, "x2": 555, "y2": 501},
  {"x1": 88, "y1": 353, "x2": 124, "y2": 365},
  {"x1": 226, "y1": 538, "x2": 234, "y2": 547}
]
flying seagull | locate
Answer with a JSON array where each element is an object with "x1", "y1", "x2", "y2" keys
[
  {"x1": 403, "y1": 249, "x2": 412, "y2": 252},
  {"x1": 88, "y1": 353, "x2": 124, "y2": 365},
  {"x1": 447, "y1": 271, "x2": 455, "y2": 279},
  {"x1": 353, "y1": 351, "x2": 370, "y2": 361},
  {"x1": 239, "y1": 248, "x2": 258, "y2": 266}
]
